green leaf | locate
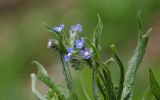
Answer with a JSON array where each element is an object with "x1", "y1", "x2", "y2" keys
[
  {"x1": 104, "y1": 57, "x2": 115, "y2": 66},
  {"x1": 149, "y1": 68, "x2": 160, "y2": 100},
  {"x1": 80, "y1": 71, "x2": 92, "y2": 100},
  {"x1": 30, "y1": 73, "x2": 46, "y2": 100},
  {"x1": 142, "y1": 87, "x2": 155, "y2": 100},
  {"x1": 97, "y1": 63, "x2": 117, "y2": 100},
  {"x1": 43, "y1": 23, "x2": 59, "y2": 38},
  {"x1": 137, "y1": 11, "x2": 143, "y2": 34},
  {"x1": 96, "y1": 74, "x2": 108, "y2": 100},
  {"x1": 32, "y1": 61, "x2": 70, "y2": 100},
  {"x1": 93, "y1": 14, "x2": 103, "y2": 50},
  {"x1": 121, "y1": 12, "x2": 151, "y2": 100},
  {"x1": 44, "y1": 24, "x2": 67, "y2": 53},
  {"x1": 111, "y1": 44, "x2": 124, "y2": 100}
]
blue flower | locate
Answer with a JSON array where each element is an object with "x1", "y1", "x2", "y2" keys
[
  {"x1": 64, "y1": 47, "x2": 74, "y2": 61},
  {"x1": 68, "y1": 47, "x2": 74, "y2": 54},
  {"x1": 80, "y1": 48, "x2": 92, "y2": 60},
  {"x1": 53, "y1": 24, "x2": 64, "y2": 32},
  {"x1": 71, "y1": 24, "x2": 83, "y2": 32},
  {"x1": 64, "y1": 53, "x2": 72, "y2": 61},
  {"x1": 75, "y1": 37, "x2": 84, "y2": 49}
]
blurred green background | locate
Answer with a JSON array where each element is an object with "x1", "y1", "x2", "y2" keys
[{"x1": 0, "y1": 0, "x2": 160, "y2": 100}]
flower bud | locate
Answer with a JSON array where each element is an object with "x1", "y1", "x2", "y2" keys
[{"x1": 47, "y1": 39, "x2": 59, "y2": 51}]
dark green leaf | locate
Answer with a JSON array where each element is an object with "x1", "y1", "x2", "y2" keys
[
  {"x1": 111, "y1": 44, "x2": 124, "y2": 100},
  {"x1": 96, "y1": 74, "x2": 108, "y2": 100},
  {"x1": 149, "y1": 68, "x2": 160, "y2": 100},
  {"x1": 97, "y1": 63, "x2": 117, "y2": 100}
]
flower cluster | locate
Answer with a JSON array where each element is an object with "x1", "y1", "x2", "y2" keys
[{"x1": 48, "y1": 23, "x2": 92, "y2": 70}]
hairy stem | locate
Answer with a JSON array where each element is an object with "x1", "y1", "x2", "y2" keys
[
  {"x1": 60, "y1": 54, "x2": 78, "y2": 99},
  {"x1": 92, "y1": 63, "x2": 100, "y2": 100}
]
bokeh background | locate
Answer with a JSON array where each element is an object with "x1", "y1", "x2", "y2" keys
[{"x1": 0, "y1": 0, "x2": 160, "y2": 100}]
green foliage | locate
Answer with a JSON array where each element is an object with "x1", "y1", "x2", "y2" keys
[
  {"x1": 96, "y1": 63, "x2": 116, "y2": 100},
  {"x1": 93, "y1": 14, "x2": 103, "y2": 51},
  {"x1": 31, "y1": 61, "x2": 70, "y2": 100},
  {"x1": 92, "y1": 14, "x2": 103, "y2": 59},
  {"x1": 149, "y1": 68, "x2": 160, "y2": 100},
  {"x1": 111, "y1": 44, "x2": 124, "y2": 100},
  {"x1": 121, "y1": 12, "x2": 152, "y2": 100},
  {"x1": 142, "y1": 87, "x2": 155, "y2": 100},
  {"x1": 30, "y1": 13, "x2": 157, "y2": 100},
  {"x1": 31, "y1": 73, "x2": 46, "y2": 100}
]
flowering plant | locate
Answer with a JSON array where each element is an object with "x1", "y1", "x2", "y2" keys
[{"x1": 30, "y1": 12, "x2": 160, "y2": 100}]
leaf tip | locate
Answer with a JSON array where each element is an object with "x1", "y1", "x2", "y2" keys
[
  {"x1": 143, "y1": 28, "x2": 152, "y2": 38},
  {"x1": 110, "y1": 44, "x2": 115, "y2": 48}
]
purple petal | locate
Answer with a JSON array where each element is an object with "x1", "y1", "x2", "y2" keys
[
  {"x1": 80, "y1": 50, "x2": 85, "y2": 55},
  {"x1": 69, "y1": 30, "x2": 73, "y2": 35},
  {"x1": 81, "y1": 37, "x2": 84, "y2": 44},
  {"x1": 75, "y1": 39, "x2": 82, "y2": 48},
  {"x1": 53, "y1": 24, "x2": 64, "y2": 32},
  {"x1": 53, "y1": 27, "x2": 61, "y2": 32},
  {"x1": 80, "y1": 48, "x2": 92, "y2": 60},
  {"x1": 76, "y1": 24, "x2": 83, "y2": 32},
  {"x1": 64, "y1": 54, "x2": 71, "y2": 61},
  {"x1": 68, "y1": 48, "x2": 74, "y2": 54},
  {"x1": 71, "y1": 26, "x2": 77, "y2": 32},
  {"x1": 60, "y1": 24, "x2": 64, "y2": 29}
]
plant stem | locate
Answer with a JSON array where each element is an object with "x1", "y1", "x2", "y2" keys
[
  {"x1": 60, "y1": 54, "x2": 77, "y2": 99},
  {"x1": 92, "y1": 62, "x2": 100, "y2": 100}
]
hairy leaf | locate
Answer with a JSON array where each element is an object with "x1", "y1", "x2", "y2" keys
[
  {"x1": 97, "y1": 63, "x2": 117, "y2": 100},
  {"x1": 111, "y1": 44, "x2": 124, "y2": 100},
  {"x1": 93, "y1": 14, "x2": 103, "y2": 49},
  {"x1": 32, "y1": 61, "x2": 70, "y2": 100},
  {"x1": 96, "y1": 74, "x2": 108, "y2": 100},
  {"x1": 30, "y1": 73, "x2": 46, "y2": 100},
  {"x1": 142, "y1": 87, "x2": 155, "y2": 100},
  {"x1": 121, "y1": 12, "x2": 151, "y2": 100},
  {"x1": 149, "y1": 68, "x2": 160, "y2": 100}
]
